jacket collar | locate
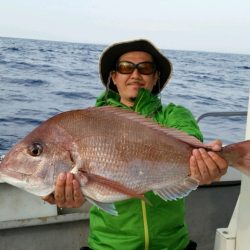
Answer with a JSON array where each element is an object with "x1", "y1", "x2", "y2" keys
[{"x1": 95, "y1": 88, "x2": 162, "y2": 117}]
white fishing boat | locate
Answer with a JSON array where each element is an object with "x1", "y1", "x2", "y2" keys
[{"x1": 0, "y1": 93, "x2": 249, "y2": 250}]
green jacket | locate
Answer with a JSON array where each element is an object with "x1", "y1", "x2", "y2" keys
[{"x1": 88, "y1": 89, "x2": 203, "y2": 250}]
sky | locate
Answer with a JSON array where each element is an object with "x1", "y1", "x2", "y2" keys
[{"x1": 0, "y1": 0, "x2": 250, "y2": 55}]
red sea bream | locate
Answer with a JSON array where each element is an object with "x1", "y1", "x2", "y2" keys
[{"x1": 0, "y1": 106, "x2": 250, "y2": 215}]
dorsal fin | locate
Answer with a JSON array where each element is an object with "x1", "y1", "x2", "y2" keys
[{"x1": 88, "y1": 106, "x2": 212, "y2": 150}]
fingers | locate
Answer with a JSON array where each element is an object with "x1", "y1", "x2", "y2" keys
[
  {"x1": 191, "y1": 149, "x2": 214, "y2": 184},
  {"x1": 42, "y1": 194, "x2": 56, "y2": 205},
  {"x1": 190, "y1": 148, "x2": 228, "y2": 185},
  {"x1": 54, "y1": 173, "x2": 67, "y2": 207},
  {"x1": 62, "y1": 173, "x2": 85, "y2": 208},
  {"x1": 207, "y1": 151, "x2": 228, "y2": 175},
  {"x1": 43, "y1": 172, "x2": 85, "y2": 208},
  {"x1": 189, "y1": 155, "x2": 202, "y2": 181},
  {"x1": 65, "y1": 173, "x2": 74, "y2": 205},
  {"x1": 207, "y1": 139, "x2": 223, "y2": 151},
  {"x1": 73, "y1": 179, "x2": 85, "y2": 206}
]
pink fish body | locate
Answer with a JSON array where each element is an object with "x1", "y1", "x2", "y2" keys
[{"x1": 0, "y1": 106, "x2": 250, "y2": 215}]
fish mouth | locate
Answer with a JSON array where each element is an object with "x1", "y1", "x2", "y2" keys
[
  {"x1": 0, "y1": 167, "x2": 32, "y2": 181},
  {"x1": 0, "y1": 173, "x2": 54, "y2": 197}
]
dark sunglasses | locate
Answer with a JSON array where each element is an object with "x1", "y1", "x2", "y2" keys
[{"x1": 116, "y1": 61, "x2": 156, "y2": 75}]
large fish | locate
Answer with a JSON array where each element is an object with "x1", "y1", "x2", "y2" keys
[{"x1": 0, "y1": 106, "x2": 250, "y2": 215}]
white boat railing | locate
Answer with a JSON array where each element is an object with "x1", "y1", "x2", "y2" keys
[{"x1": 196, "y1": 110, "x2": 247, "y2": 184}]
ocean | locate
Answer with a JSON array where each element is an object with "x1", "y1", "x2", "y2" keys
[{"x1": 0, "y1": 37, "x2": 249, "y2": 156}]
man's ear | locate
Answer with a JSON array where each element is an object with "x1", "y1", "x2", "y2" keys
[
  {"x1": 154, "y1": 71, "x2": 160, "y2": 86},
  {"x1": 111, "y1": 71, "x2": 116, "y2": 85}
]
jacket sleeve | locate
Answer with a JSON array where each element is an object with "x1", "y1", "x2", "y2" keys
[{"x1": 155, "y1": 103, "x2": 203, "y2": 142}]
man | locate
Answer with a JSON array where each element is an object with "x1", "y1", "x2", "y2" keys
[{"x1": 43, "y1": 39, "x2": 228, "y2": 250}]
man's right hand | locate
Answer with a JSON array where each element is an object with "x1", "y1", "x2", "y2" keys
[{"x1": 42, "y1": 172, "x2": 85, "y2": 208}]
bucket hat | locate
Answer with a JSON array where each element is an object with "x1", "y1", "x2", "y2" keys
[{"x1": 99, "y1": 39, "x2": 172, "y2": 94}]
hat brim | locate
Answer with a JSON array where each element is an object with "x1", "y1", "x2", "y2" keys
[{"x1": 99, "y1": 39, "x2": 172, "y2": 95}]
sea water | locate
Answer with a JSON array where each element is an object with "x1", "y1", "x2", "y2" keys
[{"x1": 0, "y1": 37, "x2": 249, "y2": 156}]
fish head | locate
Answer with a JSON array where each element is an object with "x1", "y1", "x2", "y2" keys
[{"x1": 0, "y1": 119, "x2": 77, "y2": 197}]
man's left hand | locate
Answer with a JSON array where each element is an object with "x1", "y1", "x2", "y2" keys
[{"x1": 189, "y1": 139, "x2": 228, "y2": 185}]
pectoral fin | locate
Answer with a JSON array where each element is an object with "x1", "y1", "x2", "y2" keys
[
  {"x1": 154, "y1": 177, "x2": 199, "y2": 201},
  {"x1": 85, "y1": 196, "x2": 118, "y2": 216},
  {"x1": 80, "y1": 171, "x2": 145, "y2": 200}
]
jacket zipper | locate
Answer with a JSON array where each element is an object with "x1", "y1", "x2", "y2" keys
[{"x1": 141, "y1": 200, "x2": 149, "y2": 250}]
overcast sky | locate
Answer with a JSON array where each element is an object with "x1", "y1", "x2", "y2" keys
[{"x1": 0, "y1": 0, "x2": 250, "y2": 55}]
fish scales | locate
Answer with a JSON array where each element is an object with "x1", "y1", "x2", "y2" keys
[{"x1": 68, "y1": 109, "x2": 192, "y2": 197}]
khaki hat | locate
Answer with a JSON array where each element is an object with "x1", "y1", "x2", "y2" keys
[{"x1": 99, "y1": 39, "x2": 172, "y2": 94}]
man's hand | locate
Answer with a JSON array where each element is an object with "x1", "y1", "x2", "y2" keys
[
  {"x1": 190, "y1": 139, "x2": 228, "y2": 185},
  {"x1": 42, "y1": 173, "x2": 85, "y2": 208}
]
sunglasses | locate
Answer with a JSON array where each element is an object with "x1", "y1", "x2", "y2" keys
[{"x1": 116, "y1": 61, "x2": 156, "y2": 75}]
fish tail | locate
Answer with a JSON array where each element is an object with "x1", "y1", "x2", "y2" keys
[{"x1": 222, "y1": 140, "x2": 250, "y2": 177}]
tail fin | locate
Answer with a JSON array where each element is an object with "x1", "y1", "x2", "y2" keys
[{"x1": 222, "y1": 140, "x2": 250, "y2": 177}]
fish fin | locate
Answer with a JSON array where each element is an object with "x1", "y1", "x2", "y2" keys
[
  {"x1": 154, "y1": 177, "x2": 199, "y2": 201},
  {"x1": 81, "y1": 171, "x2": 145, "y2": 200},
  {"x1": 92, "y1": 106, "x2": 210, "y2": 149},
  {"x1": 151, "y1": 126, "x2": 209, "y2": 149},
  {"x1": 222, "y1": 140, "x2": 250, "y2": 177},
  {"x1": 85, "y1": 196, "x2": 118, "y2": 216},
  {"x1": 143, "y1": 196, "x2": 153, "y2": 206},
  {"x1": 73, "y1": 171, "x2": 89, "y2": 186}
]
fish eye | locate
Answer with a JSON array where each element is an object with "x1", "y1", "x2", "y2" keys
[{"x1": 29, "y1": 142, "x2": 43, "y2": 157}]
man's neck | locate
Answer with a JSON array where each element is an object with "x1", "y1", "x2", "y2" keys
[{"x1": 120, "y1": 97, "x2": 135, "y2": 107}]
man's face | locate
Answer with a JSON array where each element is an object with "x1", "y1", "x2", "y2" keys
[{"x1": 111, "y1": 51, "x2": 159, "y2": 107}]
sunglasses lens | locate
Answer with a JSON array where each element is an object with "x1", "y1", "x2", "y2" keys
[
  {"x1": 117, "y1": 61, "x2": 156, "y2": 75},
  {"x1": 117, "y1": 62, "x2": 135, "y2": 74},
  {"x1": 138, "y1": 62, "x2": 155, "y2": 75}
]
